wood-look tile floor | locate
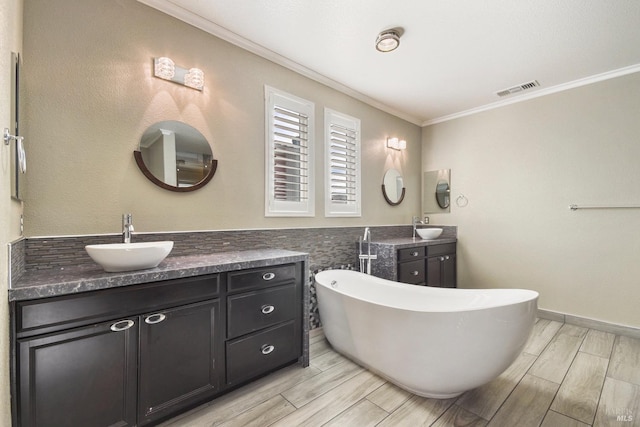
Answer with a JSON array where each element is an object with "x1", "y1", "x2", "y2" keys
[{"x1": 161, "y1": 320, "x2": 640, "y2": 427}]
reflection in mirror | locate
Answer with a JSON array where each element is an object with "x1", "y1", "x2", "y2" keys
[
  {"x1": 134, "y1": 121, "x2": 217, "y2": 192},
  {"x1": 423, "y1": 169, "x2": 451, "y2": 213},
  {"x1": 436, "y1": 179, "x2": 450, "y2": 208},
  {"x1": 382, "y1": 168, "x2": 405, "y2": 206}
]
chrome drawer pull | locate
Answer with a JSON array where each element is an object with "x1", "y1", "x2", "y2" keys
[
  {"x1": 262, "y1": 272, "x2": 276, "y2": 281},
  {"x1": 411, "y1": 271, "x2": 419, "y2": 276},
  {"x1": 440, "y1": 257, "x2": 445, "y2": 261},
  {"x1": 144, "y1": 313, "x2": 166, "y2": 325},
  {"x1": 110, "y1": 319, "x2": 134, "y2": 332},
  {"x1": 411, "y1": 251, "x2": 419, "y2": 257},
  {"x1": 261, "y1": 344, "x2": 275, "y2": 355},
  {"x1": 261, "y1": 305, "x2": 275, "y2": 315}
]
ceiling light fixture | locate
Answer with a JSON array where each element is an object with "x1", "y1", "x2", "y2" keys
[{"x1": 376, "y1": 29, "x2": 401, "y2": 53}]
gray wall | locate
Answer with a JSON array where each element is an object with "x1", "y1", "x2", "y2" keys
[
  {"x1": 423, "y1": 71, "x2": 640, "y2": 329},
  {"x1": 22, "y1": 0, "x2": 421, "y2": 237}
]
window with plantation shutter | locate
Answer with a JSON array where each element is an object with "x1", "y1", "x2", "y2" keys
[
  {"x1": 265, "y1": 86, "x2": 315, "y2": 216},
  {"x1": 324, "y1": 109, "x2": 361, "y2": 217}
]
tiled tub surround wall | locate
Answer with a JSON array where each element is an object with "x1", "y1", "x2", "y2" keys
[{"x1": 11, "y1": 225, "x2": 450, "y2": 329}]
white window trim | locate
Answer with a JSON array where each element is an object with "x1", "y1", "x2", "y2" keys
[
  {"x1": 264, "y1": 86, "x2": 315, "y2": 217},
  {"x1": 324, "y1": 108, "x2": 361, "y2": 217}
]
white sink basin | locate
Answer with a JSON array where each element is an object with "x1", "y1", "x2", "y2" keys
[
  {"x1": 416, "y1": 228, "x2": 443, "y2": 240},
  {"x1": 85, "y1": 241, "x2": 173, "y2": 272}
]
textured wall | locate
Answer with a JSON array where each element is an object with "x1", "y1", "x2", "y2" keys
[
  {"x1": 0, "y1": 0, "x2": 23, "y2": 424},
  {"x1": 22, "y1": 0, "x2": 421, "y2": 237},
  {"x1": 423, "y1": 72, "x2": 640, "y2": 328}
]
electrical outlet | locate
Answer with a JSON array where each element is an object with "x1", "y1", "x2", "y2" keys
[{"x1": 423, "y1": 216, "x2": 429, "y2": 224}]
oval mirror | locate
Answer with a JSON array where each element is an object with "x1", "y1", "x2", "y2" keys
[
  {"x1": 436, "y1": 179, "x2": 450, "y2": 208},
  {"x1": 134, "y1": 121, "x2": 217, "y2": 192},
  {"x1": 382, "y1": 168, "x2": 405, "y2": 206}
]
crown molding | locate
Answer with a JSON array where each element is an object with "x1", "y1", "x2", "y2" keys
[
  {"x1": 422, "y1": 63, "x2": 640, "y2": 126},
  {"x1": 137, "y1": 0, "x2": 423, "y2": 126}
]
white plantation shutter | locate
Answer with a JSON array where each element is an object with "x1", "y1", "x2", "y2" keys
[
  {"x1": 265, "y1": 86, "x2": 315, "y2": 216},
  {"x1": 325, "y1": 109, "x2": 361, "y2": 217}
]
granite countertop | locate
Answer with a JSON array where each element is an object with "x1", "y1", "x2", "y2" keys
[
  {"x1": 369, "y1": 237, "x2": 457, "y2": 249},
  {"x1": 9, "y1": 249, "x2": 308, "y2": 302}
]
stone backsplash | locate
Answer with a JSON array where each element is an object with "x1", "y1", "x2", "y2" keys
[{"x1": 10, "y1": 224, "x2": 457, "y2": 328}]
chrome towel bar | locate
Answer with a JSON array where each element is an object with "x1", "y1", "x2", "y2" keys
[{"x1": 569, "y1": 204, "x2": 640, "y2": 211}]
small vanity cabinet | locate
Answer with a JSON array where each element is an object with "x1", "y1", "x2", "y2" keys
[
  {"x1": 371, "y1": 240, "x2": 456, "y2": 288},
  {"x1": 11, "y1": 258, "x2": 305, "y2": 427},
  {"x1": 226, "y1": 264, "x2": 301, "y2": 386}
]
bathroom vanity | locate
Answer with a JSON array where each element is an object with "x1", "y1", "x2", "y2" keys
[
  {"x1": 368, "y1": 237, "x2": 457, "y2": 287},
  {"x1": 9, "y1": 250, "x2": 308, "y2": 427}
]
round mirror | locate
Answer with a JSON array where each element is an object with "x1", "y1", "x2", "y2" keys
[
  {"x1": 382, "y1": 169, "x2": 405, "y2": 206},
  {"x1": 436, "y1": 179, "x2": 450, "y2": 208},
  {"x1": 134, "y1": 121, "x2": 217, "y2": 192}
]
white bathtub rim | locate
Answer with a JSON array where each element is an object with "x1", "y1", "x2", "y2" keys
[{"x1": 315, "y1": 269, "x2": 539, "y2": 313}]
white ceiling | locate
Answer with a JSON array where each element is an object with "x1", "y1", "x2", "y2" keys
[{"x1": 139, "y1": 0, "x2": 640, "y2": 126}]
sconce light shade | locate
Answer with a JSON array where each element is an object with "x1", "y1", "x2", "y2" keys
[
  {"x1": 387, "y1": 137, "x2": 406, "y2": 150},
  {"x1": 184, "y1": 68, "x2": 205, "y2": 90},
  {"x1": 376, "y1": 30, "x2": 401, "y2": 52},
  {"x1": 153, "y1": 57, "x2": 204, "y2": 91},
  {"x1": 154, "y1": 57, "x2": 175, "y2": 80}
]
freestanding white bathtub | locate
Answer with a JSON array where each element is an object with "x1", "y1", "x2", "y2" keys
[{"x1": 315, "y1": 269, "x2": 538, "y2": 398}]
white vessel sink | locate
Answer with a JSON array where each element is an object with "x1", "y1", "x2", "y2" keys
[
  {"x1": 416, "y1": 228, "x2": 443, "y2": 240},
  {"x1": 85, "y1": 241, "x2": 174, "y2": 272}
]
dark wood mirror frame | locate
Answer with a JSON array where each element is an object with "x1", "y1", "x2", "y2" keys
[
  {"x1": 382, "y1": 184, "x2": 405, "y2": 206},
  {"x1": 134, "y1": 150, "x2": 218, "y2": 192}
]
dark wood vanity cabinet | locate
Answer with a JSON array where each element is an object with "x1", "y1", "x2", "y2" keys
[
  {"x1": 396, "y1": 243, "x2": 456, "y2": 287},
  {"x1": 12, "y1": 261, "x2": 304, "y2": 427},
  {"x1": 226, "y1": 264, "x2": 302, "y2": 386}
]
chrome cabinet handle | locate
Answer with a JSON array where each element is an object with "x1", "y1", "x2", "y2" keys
[
  {"x1": 110, "y1": 319, "x2": 134, "y2": 332},
  {"x1": 144, "y1": 313, "x2": 166, "y2": 324},
  {"x1": 440, "y1": 257, "x2": 445, "y2": 261},
  {"x1": 445, "y1": 256, "x2": 450, "y2": 260},
  {"x1": 411, "y1": 271, "x2": 419, "y2": 276},
  {"x1": 261, "y1": 344, "x2": 275, "y2": 355},
  {"x1": 411, "y1": 251, "x2": 419, "y2": 257},
  {"x1": 262, "y1": 272, "x2": 276, "y2": 281},
  {"x1": 261, "y1": 305, "x2": 275, "y2": 314}
]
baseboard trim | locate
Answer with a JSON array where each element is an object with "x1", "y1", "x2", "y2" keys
[{"x1": 538, "y1": 309, "x2": 640, "y2": 339}]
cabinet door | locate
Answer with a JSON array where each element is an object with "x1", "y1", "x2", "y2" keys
[
  {"x1": 138, "y1": 299, "x2": 221, "y2": 425},
  {"x1": 426, "y1": 256, "x2": 442, "y2": 287},
  {"x1": 18, "y1": 318, "x2": 138, "y2": 427},
  {"x1": 442, "y1": 254, "x2": 456, "y2": 288},
  {"x1": 427, "y1": 255, "x2": 457, "y2": 288}
]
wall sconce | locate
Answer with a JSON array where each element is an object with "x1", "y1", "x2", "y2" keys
[
  {"x1": 153, "y1": 57, "x2": 204, "y2": 91},
  {"x1": 387, "y1": 137, "x2": 406, "y2": 150}
]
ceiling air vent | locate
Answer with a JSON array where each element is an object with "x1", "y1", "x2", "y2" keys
[{"x1": 496, "y1": 80, "x2": 540, "y2": 97}]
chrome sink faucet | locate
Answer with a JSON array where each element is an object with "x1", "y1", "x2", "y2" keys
[
  {"x1": 123, "y1": 213, "x2": 134, "y2": 243},
  {"x1": 412, "y1": 216, "x2": 424, "y2": 239}
]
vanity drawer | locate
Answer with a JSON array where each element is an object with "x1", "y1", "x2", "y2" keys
[
  {"x1": 427, "y1": 243, "x2": 456, "y2": 257},
  {"x1": 398, "y1": 247, "x2": 425, "y2": 261},
  {"x1": 227, "y1": 284, "x2": 297, "y2": 339},
  {"x1": 226, "y1": 320, "x2": 299, "y2": 385},
  {"x1": 227, "y1": 264, "x2": 297, "y2": 293},
  {"x1": 16, "y1": 274, "x2": 220, "y2": 337},
  {"x1": 398, "y1": 260, "x2": 425, "y2": 284}
]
